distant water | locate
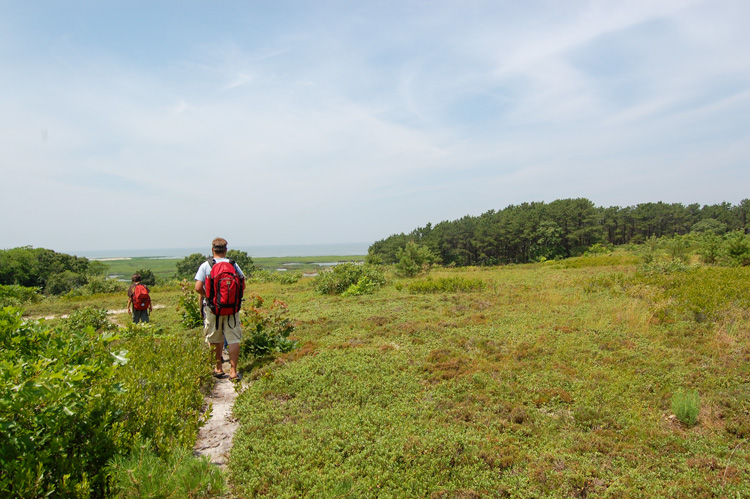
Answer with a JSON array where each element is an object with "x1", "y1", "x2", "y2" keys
[{"x1": 74, "y1": 242, "x2": 371, "y2": 260}]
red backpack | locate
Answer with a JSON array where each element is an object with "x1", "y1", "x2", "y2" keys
[
  {"x1": 132, "y1": 283, "x2": 151, "y2": 311},
  {"x1": 206, "y1": 259, "x2": 245, "y2": 316}
]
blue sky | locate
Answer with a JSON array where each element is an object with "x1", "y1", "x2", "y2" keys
[{"x1": 1, "y1": 0, "x2": 748, "y2": 253}]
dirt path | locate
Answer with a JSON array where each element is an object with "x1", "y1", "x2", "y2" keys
[
  {"x1": 33, "y1": 304, "x2": 167, "y2": 321},
  {"x1": 193, "y1": 355, "x2": 244, "y2": 468}
]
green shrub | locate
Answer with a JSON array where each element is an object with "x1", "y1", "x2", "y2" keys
[
  {"x1": 555, "y1": 253, "x2": 640, "y2": 268},
  {"x1": 276, "y1": 270, "x2": 303, "y2": 284},
  {"x1": 120, "y1": 321, "x2": 164, "y2": 339},
  {"x1": 250, "y1": 269, "x2": 303, "y2": 284},
  {"x1": 666, "y1": 235, "x2": 691, "y2": 263},
  {"x1": 671, "y1": 389, "x2": 700, "y2": 427},
  {"x1": 395, "y1": 241, "x2": 438, "y2": 277},
  {"x1": 241, "y1": 295, "x2": 297, "y2": 358},
  {"x1": 45, "y1": 269, "x2": 87, "y2": 295},
  {"x1": 0, "y1": 308, "x2": 128, "y2": 497},
  {"x1": 177, "y1": 279, "x2": 203, "y2": 329},
  {"x1": 637, "y1": 257, "x2": 690, "y2": 276},
  {"x1": 406, "y1": 276, "x2": 486, "y2": 294},
  {"x1": 723, "y1": 231, "x2": 750, "y2": 266},
  {"x1": 583, "y1": 243, "x2": 614, "y2": 256},
  {"x1": 697, "y1": 233, "x2": 723, "y2": 264},
  {"x1": 106, "y1": 438, "x2": 226, "y2": 499},
  {"x1": 134, "y1": 268, "x2": 157, "y2": 286},
  {"x1": 61, "y1": 306, "x2": 117, "y2": 333},
  {"x1": 64, "y1": 275, "x2": 127, "y2": 296},
  {"x1": 0, "y1": 284, "x2": 40, "y2": 307},
  {"x1": 314, "y1": 263, "x2": 386, "y2": 295},
  {"x1": 341, "y1": 275, "x2": 379, "y2": 296},
  {"x1": 175, "y1": 253, "x2": 209, "y2": 279}
]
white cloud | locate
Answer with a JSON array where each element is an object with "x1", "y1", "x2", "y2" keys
[{"x1": 1, "y1": 0, "x2": 748, "y2": 252}]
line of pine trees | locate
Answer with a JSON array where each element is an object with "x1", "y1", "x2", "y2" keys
[{"x1": 368, "y1": 198, "x2": 750, "y2": 266}]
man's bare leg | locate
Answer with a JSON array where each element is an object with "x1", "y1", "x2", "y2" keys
[
  {"x1": 211, "y1": 343, "x2": 224, "y2": 374},
  {"x1": 227, "y1": 342, "x2": 240, "y2": 379}
]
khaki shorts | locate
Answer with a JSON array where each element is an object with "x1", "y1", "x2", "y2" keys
[{"x1": 203, "y1": 306, "x2": 242, "y2": 345}]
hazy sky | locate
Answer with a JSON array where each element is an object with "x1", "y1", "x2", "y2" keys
[{"x1": 2, "y1": 0, "x2": 748, "y2": 253}]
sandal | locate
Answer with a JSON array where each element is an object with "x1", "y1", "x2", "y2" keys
[
  {"x1": 213, "y1": 371, "x2": 228, "y2": 379},
  {"x1": 229, "y1": 373, "x2": 242, "y2": 382}
]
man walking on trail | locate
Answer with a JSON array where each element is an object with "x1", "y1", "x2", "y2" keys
[
  {"x1": 194, "y1": 237, "x2": 245, "y2": 381},
  {"x1": 127, "y1": 273, "x2": 152, "y2": 323}
]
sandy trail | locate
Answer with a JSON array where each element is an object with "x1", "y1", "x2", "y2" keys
[
  {"x1": 32, "y1": 304, "x2": 167, "y2": 320},
  {"x1": 193, "y1": 355, "x2": 243, "y2": 468}
]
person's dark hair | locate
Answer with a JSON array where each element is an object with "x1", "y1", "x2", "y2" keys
[{"x1": 131, "y1": 273, "x2": 142, "y2": 283}]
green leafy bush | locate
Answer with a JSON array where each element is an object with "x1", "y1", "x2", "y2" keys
[
  {"x1": 666, "y1": 235, "x2": 691, "y2": 263},
  {"x1": 723, "y1": 231, "x2": 750, "y2": 266},
  {"x1": 177, "y1": 279, "x2": 203, "y2": 329},
  {"x1": 65, "y1": 275, "x2": 127, "y2": 296},
  {"x1": 583, "y1": 243, "x2": 614, "y2": 256},
  {"x1": 250, "y1": 269, "x2": 303, "y2": 284},
  {"x1": 314, "y1": 263, "x2": 385, "y2": 295},
  {"x1": 671, "y1": 389, "x2": 700, "y2": 427},
  {"x1": 45, "y1": 269, "x2": 88, "y2": 295},
  {"x1": 341, "y1": 275, "x2": 380, "y2": 296},
  {"x1": 61, "y1": 306, "x2": 117, "y2": 333},
  {"x1": 241, "y1": 294, "x2": 297, "y2": 358},
  {"x1": 395, "y1": 241, "x2": 438, "y2": 277},
  {"x1": 226, "y1": 249, "x2": 256, "y2": 275},
  {"x1": 406, "y1": 276, "x2": 486, "y2": 293},
  {"x1": 134, "y1": 268, "x2": 157, "y2": 286},
  {"x1": 175, "y1": 253, "x2": 209, "y2": 279},
  {"x1": 0, "y1": 308, "x2": 128, "y2": 497},
  {"x1": 0, "y1": 284, "x2": 40, "y2": 307},
  {"x1": 120, "y1": 321, "x2": 164, "y2": 339},
  {"x1": 637, "y1": 257, "x2": 690, "y2": 276},
  {"x1": 697, "y1": 232, "x2": 723, "y2": 264}
]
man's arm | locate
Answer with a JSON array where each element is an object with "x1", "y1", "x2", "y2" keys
[{"x1": 195, "y1": 279, "x2": 206, "y2": 298}]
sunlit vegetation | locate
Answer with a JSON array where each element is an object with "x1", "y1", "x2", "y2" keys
[{"x1": 4, "y1": 209, "x2": 750, "y2": 497}]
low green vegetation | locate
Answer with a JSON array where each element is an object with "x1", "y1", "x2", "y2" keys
[
  {"x1": 672, "y1": 389, "x2": 701, "y2": 427},
  {"x1": 227, "y1": 251, "x2": 750, "y2": 498},
  {"x1": 403, "y1": 275, "x2": 486, "y2": 293},
  {"x1": 6, "y1": 276, "x2": 305, "y2": 498},
  {"x1": 313, "y1": 262, "x2": 386, "y2": 296},
  {"x1": 6, "y1": 235, "x2": 750, "y2": 498}
]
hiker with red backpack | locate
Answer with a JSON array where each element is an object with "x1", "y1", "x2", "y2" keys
[
  {"x1": 194, "y1": 237, "x2": 246, "y2": 382},
  {"x1": 127, "y1": 273, "x2": 152, "y2": 323}
]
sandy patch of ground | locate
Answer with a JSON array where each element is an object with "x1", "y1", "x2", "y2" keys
[
  {"x1": 193, "y1": 355, "x2": 244, "y2": 468},
  {"x1": 34, "y1": 304, "x2": 167, "y2": 321}
]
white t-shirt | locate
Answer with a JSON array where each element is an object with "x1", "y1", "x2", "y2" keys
[{"x1": 194, "y1": 257, "x2": 245, "y2": 282}]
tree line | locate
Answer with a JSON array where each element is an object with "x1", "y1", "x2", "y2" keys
[
  {"x1": 0, "y1": 246, "x2": 257, "y2": 297},
  {"x1": 368, "y1": 198, "x2": 750, "y2": 266},
  {"x1": 0, "y1": 246, "x2": 109, "y2": 295}
]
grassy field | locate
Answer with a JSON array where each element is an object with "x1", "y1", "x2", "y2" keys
[
  {"x1": 20, "y1": 255, "x2": 750, "y2": 498},
  {"x1": 100, "y1": 255, "x2": 366, "y2": 279}
]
